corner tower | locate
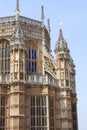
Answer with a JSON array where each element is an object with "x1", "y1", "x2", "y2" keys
[
  {"x1": 10, "y1": 0, "x2": 26, "y2": 82},
  {"x1": 8, "y1": 1, "x2": 27, "y2": 129},
  {"x1": 55, "y1": 28, "x2": 78, "y2": 130}
]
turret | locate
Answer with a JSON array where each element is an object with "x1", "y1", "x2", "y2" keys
[
  {"x1": 55, "y1": 28, "x2": 69, "y2": 54},
  {"x1": 55, "y1": 28, "x2": 77, "y2": 130},
  {"x1": 55, "y1": 28, "x2": 76, "y2": 92},
  {"x1": 10, "y1": 0, "x2": 26, "y2": 82}
]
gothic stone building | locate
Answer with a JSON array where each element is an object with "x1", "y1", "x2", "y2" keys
[{"x1": 0, "y1": 0, "x2": 78, "y2": 130}]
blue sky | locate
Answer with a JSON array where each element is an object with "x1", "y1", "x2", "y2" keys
[{"x1": 0, "y1": 0, "x2": 87, "y2": 129}]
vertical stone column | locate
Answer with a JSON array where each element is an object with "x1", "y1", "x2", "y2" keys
[{"x1": 8, "y1": 83, "x2": 26, "y2": 130}]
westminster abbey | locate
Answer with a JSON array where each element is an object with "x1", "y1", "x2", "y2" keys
[{"x1": 0, "y1": 0, "x2": 78, "y2": 130}]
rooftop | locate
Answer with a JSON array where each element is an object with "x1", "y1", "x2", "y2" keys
[{"x1": 0, "y1": 15, "x2": 42, "y2": 27}]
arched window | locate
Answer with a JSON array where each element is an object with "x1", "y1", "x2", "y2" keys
[
  {"x1": 26, "y1": 40, "x2": 37, "y2": 73},
  {"x1": 0, "y1": 96, "x2": 5, "y2": 129},
  {"x1": 0, "y1": 39, "x2": 10, "y2": 74}
]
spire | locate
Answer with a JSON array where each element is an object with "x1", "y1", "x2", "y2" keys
[
  {"x1": 58, "y1": 21, "x2": 64, "y2": 40},
  {"x1": 12, "y1": 0, "x2": 23, "y2": 44},
  {"x1": 47, "y1": 19, "x2": 51, "y2": 35},
  {"x1": 41, "y1": 6, "x2": 45, "y2": 27},
  {"x1": 59, "y1": 28, "x2": 63, "y2": 40},
  {"x1": 55, "y1": 28, "x2": 69, "y2": 52},
  {"x1": 11, "y1": 0, "x2": 24, "y2": 47},
  {"x1": 15, "y1": 0, "x2": 20, "y2": 21}
]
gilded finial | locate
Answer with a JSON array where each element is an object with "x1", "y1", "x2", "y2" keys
[{"x1": 15, "y1": 0, "x2": 20, "y2": 15}]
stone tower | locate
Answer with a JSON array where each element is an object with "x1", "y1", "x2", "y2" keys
[
  {"x1": 8, "y1": 1, "x2": 27, "y2": 129},
  {"x1": 55, "y1": 28, "x2": 78, "y2": 130},
  {"x1": 0, "y1": 0, "x2": 78, "y2": 130}
]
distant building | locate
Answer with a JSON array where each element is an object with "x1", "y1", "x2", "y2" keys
[{"x1": 0, "y1": 0, "x2": 78, "y2": 130}]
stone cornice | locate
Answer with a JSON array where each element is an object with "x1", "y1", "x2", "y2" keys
[{"x1": 0, "y1": 15, "x2": 42, "y2": 27}]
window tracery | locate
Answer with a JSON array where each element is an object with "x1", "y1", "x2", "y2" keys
[
  {"x1": 30, "y1": 96, "x2": 47, "y2": 129},
  {"x1": 0, "y1": 39, "x2": 10, "y2": 74},
  {"x1": 26, "y1": 41, "x2": 37, "y2": 73}
]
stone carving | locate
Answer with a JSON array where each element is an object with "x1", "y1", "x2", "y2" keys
[{"x1": 44, "y1": 56, "x2": 56, "y2": 77}]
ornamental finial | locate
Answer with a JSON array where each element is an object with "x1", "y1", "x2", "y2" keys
[
  {"x1": 47, "y1": 19, "x2": 51, "y2": 34},
  {"x1": 15, "y1": 0, "x2": 20, "y2": 16},
  {"x1": 41, "y1": 6, "x2": 45, "y2": 26}
]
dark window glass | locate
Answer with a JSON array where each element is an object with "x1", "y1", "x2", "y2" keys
[
  {"x1": 30, "y1": 96, "x2": 47, "y2": 128},
  {"x1": 31, "y1": 107, "x2": 35, "y2": 116},
  {"x1": 72, "y1": 104, "x2": 76, "y2": 113},
  {"x1": 31, "y1": 117, "x2": 35, "y2": 126},
  {"x1": 0, "y1": 118, "x2": 5, "y2": 126},
  {"x1": 49, "y1": 98, "x2": 54, "y2": 128},
  {"x1": 37, "y1": 117, "x2": 41, "y2": 126},
  {"x1": 2, "y1": 48, "x2": 5, "y2": 58},
  {"x1": 31, "y1": 128, "x2": 35, "y2": 130},
  {"x1": 1, "y1": 96, "x2": 5, "y2": 106},
  {"x1": 26, "y1": 50, "x2": 29, "y2": 59},
  {"x1": 50, "y1": 108, "x2": 54, "y2": 117},
  {"x1": 42, "y1": 108, "x2": 46, "y2": 116},
  {"x1": 42, "y1": 117, "x2": 47, "y2": 126},
  {"x1": 0, "y1": 40, "x2": 10, "y2": 73},
  {"x1": 26, "y1": 61, "x2": 31, "y2": 71},
  {"x1": 8, "y1": 60, "x2": 10, "y2": 70},
  {"x1": 29, "y1": 61, "x2": 31, "y2": 71},
  {"x1": 0, "y1": 96, "x2": 5, "y2": 128},
  {"x1": 31, "y1": 97, "x2": 35, "y2": 106},
  {"x1": 26, "y1": 61, "x2": 28, "y2": 71},
  {"x1": 36, "y1": 107, "x2": 41, "y2": 116},
  {"x1": 32, "y1": 50, "x2": 36, "y2": 60},
  {"x1": 0, "y1": 108, "x2": 5, "y2": 116},
  {"x1": 6, "y1": 47, "x2": 10, "y2": 57},
  {"x1": 1, "y1": 61, "x2": 4, "y2": 71},
  {"x1": 36, "y1": 97, "x2": 40, "y2": 106},
  {"x1": 26, "y1": 49, "x2": 37, "y2": 73},
  {"x1": 73, "y1": 123, "x2": 77, "y2": 130},
  {"x1": 50, "y1": 99, "x2": 54, "y2": 107},
  {"x1": 66, "y1": 80, "x2": 69, "y2": 86},
  {"x1": 73, "y1": 114, "x2": 77, "y2": 121},
  {"x1": 50, "y1": 118, "x2": 54, "y2": 127},
  {"x1": 5, "y1": 60, "x2": 8, "y2": 70},
  {"x1": 42, "y1": 97, "x2": 46, "y2": 106},
  {"x1": 26, "y1": 50, "x2": 31, "y2": 59},
  {"x1": 32, "y1": 62, "x2": 35, "y2": 72},
  {"x1": 29, "y1": 49, "x2": 31, "y2": 59}
]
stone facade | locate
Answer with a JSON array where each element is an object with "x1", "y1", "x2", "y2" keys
[{"x1": 0, "y1": 1, "x2": 78, "y2": 130}]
